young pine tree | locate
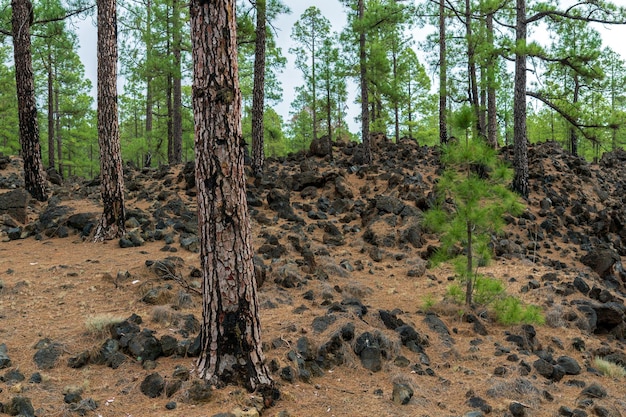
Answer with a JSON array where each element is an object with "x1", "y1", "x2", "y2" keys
[{"x1": 424, "y1": 137, "x2": 524, "y2": 306}]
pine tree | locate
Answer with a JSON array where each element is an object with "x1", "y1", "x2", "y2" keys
[
  {"x1": 11, "y1": 0, "x2": 48, "y2": 202},
  {"x1": 424, "y1": 133, "x2": 523, "y2": 306},
  {"x1": 190, "y1": 0, "x2": 273, "y2": 392},
  {"x1": 94, "y1": 0, "x2": 126, "y2": 241}
]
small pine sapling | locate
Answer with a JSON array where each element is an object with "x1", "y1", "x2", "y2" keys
[{"x1": 424, "y1": 136, "x2": 524, "y2": 306}]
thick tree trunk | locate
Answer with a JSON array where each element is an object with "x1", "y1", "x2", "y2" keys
[
  {"x1": 326, "y1": 77, "x2": 333, "y2": 159},
  {"x1": 570, "y1": 74, "x2": 580, "y2": 156},
  {"x1": 512, "y1": 0, "x2": 529, "y2": 198},
  {"x1": 47, "y1": 48, "x2": 55, "y2": 170},
  {"x1": 486, "y1": 12, "x2": 498, "y2": 148},
  {"x1": 311, "y1": 21, "x2": 317, "y2": 143},
  {"x1": 12, "y1": 0, "x2": 48, "y2": 202},
  {"x1": 144, "y1": 0, "x2": 153, "y2": 167},
  {"x1": 358, "y1": 0, "x2": 371, "y2": 163},
  {"x1": 95, "y1": 0, "x2": 126, "y2": 241},
  {"x1": 439, "y1": 0, "x2": 447, "y2": 144},
  {"x1": 465, "y1": 0, "x2": 483, "y2": 139},
  {"x1": 392, "y1": 46, "x2": 399, "y2": 143},
  {"x1": 251, "y1": 0, "x2": 266, "y2": 178},
  {"x1": 55, "y1": 81, "x2": 62, "y2": 176},
  {"x1": 190, "y1": 0, "x2": 273, "y2": 392},
  {"x1": 172, "y1": 0, "x2": 183, "y2": 164}
]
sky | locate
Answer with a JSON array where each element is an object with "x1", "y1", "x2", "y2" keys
[{"x1": 73, "y1": 1, "x2": 626, "y2": 134}]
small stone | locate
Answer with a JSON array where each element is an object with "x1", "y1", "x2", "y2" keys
[
  {"x1": 140, "y1": 373, "x2": 165, "y2": 398},
  {"x1": 580, "y1": 383, "x2": 607, "y2": 399},
  {"x1": 509, "y1": 402, "x2": 526, "y2": 417},
  {"x1": 165, "y1": 401, "x2": 177, "y2": 410},
  {"x1": 187, "y1": 380, "x2": 213, "y2": 404},
  {"x1": 5, "y1": 396, "x2": 35, "y2": 417},
  {"x1": 70, "y1": 398, "x2": 98, "y2": 416},
  {"x1": 280, "y1": 366, "x2": 295, "y2": 383},
  {"x1": 33, "y1": 342, "x2": 62, "y2": 370},
  {"x1": 391, "y1": 382, "x2": 413, "y2": 405}
]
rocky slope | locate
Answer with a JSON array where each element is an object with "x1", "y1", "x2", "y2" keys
[{"x1": 0, "y1": 139, "x2": 625, "y2": 417}]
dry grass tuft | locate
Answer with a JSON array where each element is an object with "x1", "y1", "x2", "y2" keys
[
  {"x1": 544, "y1": 305, "x2": 566, "y2": 328},
  {"x1": 85, "y1": 313, "x2": 125, "y2": 338},
  {"x1": 151, "y1": 305, "x2": 177, "y2": 325},
  {"x1": 593, "y1": 357, "x2": 626, "y2": 379},
  {"x1": 486, "y1": 377, "x2": 542, "y2": 407}
]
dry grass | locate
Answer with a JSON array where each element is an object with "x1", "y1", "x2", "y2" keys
[
  {"x1": 84, "y1": 313, "x2": 126, "y2": 338},
  {"x1": 593, "y1": 357, "x2": 626, "y2": 379}
]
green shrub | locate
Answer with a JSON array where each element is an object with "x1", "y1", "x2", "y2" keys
[
  {"x1": 421, "y1": 294, "x2": 436, "y2": 311},
  {"x1": 446, "y1": 283, "x2": 465, "y2": 304},
  {"x1": 493, "y1": 297, "x2": 545, "y2": 325},
  {"x1": 473, "y1": 275, "x2": 505, "y2": 305}
]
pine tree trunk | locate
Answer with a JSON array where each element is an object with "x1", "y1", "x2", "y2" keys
[
  {"x1": 358, "y1": 0, "x2": 371, "y2": 164},
  {"x1": 512, "y1": 0, "x2": 529, "y2": 198},
  {"x1": 465, "y1": 0, "x2": 483, "y2": 139},
  {"x1": 11, "y1": 0, "x2": 48, "y2": 202},
  {"x1": 570, "y1": 74, "x2": 580, "y2": 156},
  {"x1": 47, "y1": 47, "x2": 55, "y2": 170},
  {"x1": 486, "y1": 12, "x2": 498, "y2": 149},
  {"x1": 144, "y1": 0, "x2": 153, "y2": 167},
  {"x1": 311, "y1": 20, "x2": 318, "y2": 143},
  {"x1": 439, "y1": 0, "x2": 448, "y2": 144},
  {"x1": 95, "y1": 0, "x2": 126, "y2": 241},
  {"x1": 392, "y1": 46, "x2": 399, "y2": 143},
  {"x1": 326, "y1": 76, "x2": 333, "y2": 160},
  {"x1": 251, "y1": 0, "x2": 266, "y2": 178},
  {"x1": 172, "y1": 0, "x2": 183, "y2": 164},
  {"x1": 190, "y1": 0, "x2": 273, "y2": 392},
  {"x1": 55, "y1": 82, "x2": 62, "y2": 176}
]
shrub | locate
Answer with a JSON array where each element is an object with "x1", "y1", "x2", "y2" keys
[
  {"x1": 85, "y1": 314, "x2": 125, "y2": 337},
  {"x1": 492, "y1": 297, "x2": 545, "y2": 325},
  {"x1": 593, "y1": 357, "x2": 626, "y2": 378}
]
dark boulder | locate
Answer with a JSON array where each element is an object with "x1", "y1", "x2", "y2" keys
[
  {"x1": 0, "y1": 343, "x2": 11, "y2": 369},
  {"x1": 33, "y1": 340, "x2": 62, "y2": 370},
  {"x1": 128, "y1": 328, "x2": 162, "y2": 362},
  {"x1": 5, "y1": 396, "x2": 35, "y2": 417},
  {"x1": 140, "y1": 372, "x2": 165, "y2": 398},
  {"x1": 354, "y1": 332, "x2": 383, "y2": 372},
  {"x1": 580, "y1": 248, "x2": 620, "y2": 278},
  {"x1": 0, "y1": 189, "x2": 30, "y2": 224}
]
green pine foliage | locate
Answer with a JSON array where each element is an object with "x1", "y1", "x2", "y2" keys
[
  {"x1": 492, "y1": 297, "x2": 545, "y2": 326},
  {"x1": 425, "y1": 134, "x2": 544, "y2": 325},
  {"x1": 424, "y1": 135, "x2": 524, "y2": 306}
]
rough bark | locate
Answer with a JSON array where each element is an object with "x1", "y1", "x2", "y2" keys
[
  {"x1": 94, "y1": 0, "x2": 126, "y2": 241},
  {"x1": 392, "y1": 45, "x2": 399, "y2": 143},
  {"x1": 144, "y1": 0, "x2": 153, "y2": 167},
  {"x1": 439, "y1": 0, "x2": 448, "y2": 144},
  {"x1": 47, "y1": 47, "x2": 55, "y2": 169},
  {"x1": 171, "y1": 0, "x2": 183, "y2": 164},
  {"x1": 325, "y1": 76, "x2": 333, "y2": 159},
  {"x1": 55, "y1": 78, "x2": 62, "y2": 176},
  {"x1": 11, "y1": 0, "x2": 48, "y2": 202},
  {"x1": 190, "y1": 0, "x2": 273, "y2": 392},
  {"x1": 486, "y1": 12, "x2": 498, "y2": 148},
  {"x1": 358, "y1": 0, "x2": 371, "y2": 163},
  {"x1": 251, "y1": 0, "x2": 266, "y2": 178},
  {"x1": 465, "y1": 0, "x2": 483, "y2": 139},
  {"x1": 570, "y1": 73, "x2": 580, "y2": 156},
  {"x1": 512, "y1": 0, "x2": 529, "y2": 198}
]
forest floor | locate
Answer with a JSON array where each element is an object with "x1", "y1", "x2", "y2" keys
[{"x1": 1, "y1": 141, "x2": 626, "y2": 417}]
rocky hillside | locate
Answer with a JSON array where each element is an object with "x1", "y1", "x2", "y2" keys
[{"x1": 0, "y1": 139, "x2": 625, "y2": 417}]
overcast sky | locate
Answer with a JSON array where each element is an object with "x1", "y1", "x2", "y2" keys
[{"x1": 73, "y1": 1, "x2": 626, "y2": 133}]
